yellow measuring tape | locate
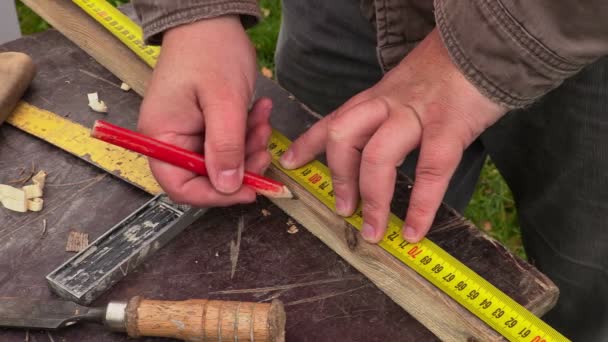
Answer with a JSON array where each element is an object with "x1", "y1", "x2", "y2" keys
[
  {"x1": 8, "y1": 102, "x2": 162, "y2": 195},
  {"x1": 56, "y1": 1, "x2": 568, "y2": 340}
]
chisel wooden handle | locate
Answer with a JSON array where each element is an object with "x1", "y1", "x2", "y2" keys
[
  {"x1": 106, "y1": 297, "x2": 285, "y2": 342},
  {"x1": 0, "y1": 52, "x2": 36, "y2": 124}
]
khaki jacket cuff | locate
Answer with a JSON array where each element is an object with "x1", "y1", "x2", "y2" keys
[
  {"x1": 434, "y1": 0, "x2": 583, "y2": 109},
  {"x1": 133, "y1": 0, "x2": 260, "y2": 45}
]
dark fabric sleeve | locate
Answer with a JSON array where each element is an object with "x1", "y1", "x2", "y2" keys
[
  {"x1": 434, "y1": 0, "x2": 608, "y2": 108},
  {"x1": 132, "y1": 0, "x2": 261, "y2": 45}
]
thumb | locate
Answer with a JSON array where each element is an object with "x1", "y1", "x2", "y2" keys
[{"x1": 203, "y1": 99, "x2": 248, "y2": 194}]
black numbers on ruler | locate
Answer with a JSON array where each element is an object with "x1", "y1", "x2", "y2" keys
[
  {"x1": 301, "y1": 168, "x2": 312, "y2": 177},
  {"x1": 518, "y1": 328, "x2": 531, "y2": 338},
  {"x1": 420, "y1": 256, "x2": 432, "y2": 265},
  {"x1": 319, "y1": 181, "x2": 330, "y2": 190},
  {"x1": 454, "y1": 281, "x2": 467, "y2": 291},
  {"x1": 387, "y1": 231, "x2": 399, "y2": 241},
  {"x1": 268, "y1": 142, "x2": 277, "y2": 150},
  {"x1": 504, "y1": 317, "x2": 518, "y2": 328},
  {"x1": 467, "y1": 290, "x2": 479, "y2": 300},
  {"x1": 442, "y1": 273, "x2": 455, "y2": 282},
  {"x1": 398, "y1": 240, "x2": 409, "y2": 249},
  {"x1": 492, "y1": 308, "x2": 505, "y2": 319},
  {"x1": 431, "y1": 264, "x2": 444, "y2": 273},
  {"x1": 274, "y1": 148, "x2": 285, "y2": 157},
  {"x1": 480, "y1": 299, "x2": 492, "y2": 309}
]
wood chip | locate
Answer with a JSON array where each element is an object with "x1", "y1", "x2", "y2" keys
[
  {"x1": 261, "y1": 66, "x2": 273, "y2": 78},
  {"x1": 0, "y1": 170, "x2": 46, "y2": 213},
  {"x1": 65, "y1": 231, "x2": 89, "y2": 252},
  {"x1": 120, "y1": 82, "x2": 131, "y2": 91},
  {"x1": 0, "y1": 184, "x2": 27, "y2": 212},
  {"x1": 27, "y1": 198, "x2": 43, "y2": 212},
  {"x1": 87, "y1": 92, "x2": 108, "y2": 112},
  {"x1": 286, "y1": 218, "x2": 295, "y2": 226},
  {"x1": 261, "y1": 208, "x2": 271, "y2": 217},
  {"x1": 287, "y1": 225, "x2": 299, "y2": 234}
]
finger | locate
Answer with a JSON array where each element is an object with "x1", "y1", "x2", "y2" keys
[
  {"x1": 326, "y1": 98, "x2": 390, "y2": 217},
  {"x1": 245, "y1": 150, "x2": 272, "y2": 174},
  {"x1": 280, "y1": 90, "x2": 373, "y2": 169},
  {"x1": 403, "y1": 126, "x2": 463, "y2": 242},
  {"x1": 149, "y1": 159, "x2": 256, "y2": 207},
  {"x1": 359, "y1": 106, "x2": 422, "y2": 243},
  {"x1": 246, "y1": 122, "x2": 272, "y2": 156},
  {"x1": 279, "y1": 115, "x2": 330, "y2": 169},
  {"x1": 247, "y1": 97, "x2": 273, "y2": 128},
  {"x1": 203, "y1": 98, "x2": 248, "y2": 194}
]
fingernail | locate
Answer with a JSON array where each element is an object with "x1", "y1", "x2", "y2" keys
[
  {"x1": 335, "y1": 197, "x2": 348, "y2": 216},
  {"x1": 403, "y1": 226, "x2": 417, "y2": 242},
  {"x1": 361, "y1": 223, "x2": 376, "y2": 242},
  {"x1": 217, "y1": 167, "x2": 243, "y2": 193},
  {"x1": 280, "y1": 150, "x2": 295, "y2": 169}
]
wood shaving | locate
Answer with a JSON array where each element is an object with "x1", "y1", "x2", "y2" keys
[
  {"x1": 87, "y1": 92, "x2": 108, "y2": 112},
  {"x1": 120, "y1": 82, "x2": 131, "y2": 91},
  {"x1": 287, "y1": 225, "x2": 299, "y2": 234},
  {"x1": 41, "y1": 219, "x2": 47, "y2": 237},
  {"x1": 286, "y1": 218, "x2": 295, "y2": 226},
  {"x1": 66, "y1": 231, "x2": 89, "y2": 252},
  {"x1": 261, "y1": 208, "x2": 271, "y2": 217},
  {"x1": 261, "y1": 7, "x2": 271, "y2": 17},
  {"x1": 0, "y1": 170, "x2": 46, "y2": 212}
]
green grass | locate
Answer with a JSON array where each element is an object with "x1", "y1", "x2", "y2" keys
[{"x1": 15, "y1": 0, "x2": 523, "y2": 257}]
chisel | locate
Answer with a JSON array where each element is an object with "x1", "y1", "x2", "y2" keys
[{"x1": 0, "y1": 296, "x2": 285, "y2": 341}]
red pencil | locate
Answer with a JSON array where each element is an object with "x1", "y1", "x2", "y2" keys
[{"x1": 91, "y1": 120, "x2": 293, "y2": 199}]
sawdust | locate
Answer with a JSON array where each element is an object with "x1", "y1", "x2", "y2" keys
[{"x1": 261, "y1": 208, "x2": 271, "y2": 217}]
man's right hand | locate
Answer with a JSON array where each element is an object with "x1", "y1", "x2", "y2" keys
[{"x1": 138, "y1": 15, "x2": 273, "y2": 206}]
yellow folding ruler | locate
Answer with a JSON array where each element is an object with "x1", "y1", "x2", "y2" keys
[{"x1": 16, "y1": 0, "x2": 565, "y2": 340}]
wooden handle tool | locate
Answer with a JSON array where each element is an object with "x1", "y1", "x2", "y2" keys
[
  {"x1": 0, "y1": 52, "x2": 36, "y2": 123},
  {"x1": 0, "y1": 296, "x2": 285, "y2": 341},
  {"x1": 109, "y1": 297, "x2": 286, "y2": 341}
]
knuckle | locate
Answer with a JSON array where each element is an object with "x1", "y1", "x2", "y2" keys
[
  {"x1": 361, "y1": 148, "x2": 389, "y2": 168},
  {"x1": 362, "y1": 197, "x2": 385, "y2": 214},
  {"x1": 207, "y1": 139, "x2": 244, "y2": 156},
  {"x1": 327, "y1": 115, "x2": 346, "y2": 141},
  {"x1": 407, "y1": 201, "x2": 435, "y2": 221}
]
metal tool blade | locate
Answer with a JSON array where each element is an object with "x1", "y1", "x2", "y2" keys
[{"x1": 0, "y1": 297, "x2": 104, "y2": 330}]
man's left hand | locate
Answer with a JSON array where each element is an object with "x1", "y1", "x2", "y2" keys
[{"x1": 280, "y1": 29, "x2": 506, "y2": 243}]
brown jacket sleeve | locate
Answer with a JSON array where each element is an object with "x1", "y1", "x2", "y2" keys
[
  {"x1": 132, "y1": 0, "x2": 260, "y2": 45},
  {"x1": 435, "y1": 0, "x2": 608, "y2": 108}
]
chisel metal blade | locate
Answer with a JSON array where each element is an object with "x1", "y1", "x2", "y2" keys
[{"x1": 0, "y1": 297, "x2": 104, "y2": 330}]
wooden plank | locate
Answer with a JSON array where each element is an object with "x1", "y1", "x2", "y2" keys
[
  {"x1": 20, "y1": 0, "x2": 150, "y2": 97},
  {"x1": 19, "y1": 1, "x2": 558, "y2": 340}
]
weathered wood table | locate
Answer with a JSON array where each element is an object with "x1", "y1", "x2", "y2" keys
[{"x1": 0, "y1": 30, "x2": 557, "y2": 341}]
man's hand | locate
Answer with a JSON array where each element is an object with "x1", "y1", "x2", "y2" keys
[
  {"x1": 138, "y1": 16, "x2": 273, "y2": 206},
  {"x1": 280, "y1": 29, "x2": 506, "y2": 243}
]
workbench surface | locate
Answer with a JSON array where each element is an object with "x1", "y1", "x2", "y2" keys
[{"x1": 0, "y1": 30, "x2": 556, "y2": 341}]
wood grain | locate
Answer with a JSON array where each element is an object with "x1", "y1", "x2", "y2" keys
[{"x1": 20, "y1": 2, "x2": 557, "y2": 340}]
